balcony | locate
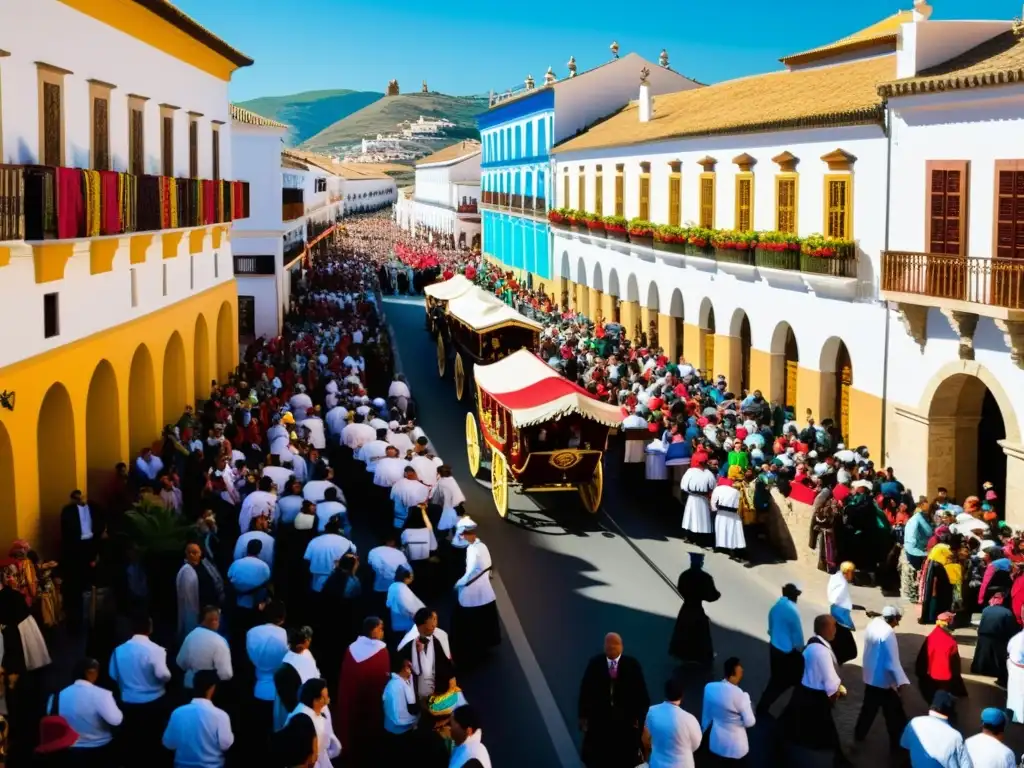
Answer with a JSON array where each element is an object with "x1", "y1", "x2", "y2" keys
[
  {"x1": 457, "y1": 202, "x2": 478, "y2": 214},
  {"x1": 283, "y1": 187, "x2": 304, "y2": 222},
  {"x1": 283, "y1": 240, "x2": 304, "y2": 265},
  {"x1": 234, "y1": 255, "x2": 276, "y2": 276},
  {"x1": 479, "y1": 192, "x2": 547, "y2": 218}
]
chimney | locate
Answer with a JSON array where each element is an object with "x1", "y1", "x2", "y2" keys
[{"x1": 638, "y1": 68, "x2": 652, "y2": 123}]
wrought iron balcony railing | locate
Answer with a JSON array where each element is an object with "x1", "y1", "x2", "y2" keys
[{"x1": 882, "y1": 250, "x2": 1024, "y2": 310}]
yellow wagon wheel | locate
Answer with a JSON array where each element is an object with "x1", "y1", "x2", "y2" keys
[
  {"x1": 465, "y1": 412, "x2": 481, "y2": 478},
  {"x1": 454, "y1": 353, "x2": 466, "y2": 401},
  {"x1": 578, "y1": 459, "x2": 604, "y2": 513},
  {"x1": 436, "y1": 334, "x2": 446, "y2": 377},
  {"x1": 491, "y1": 450, "x2": 509, "y2": 519}
]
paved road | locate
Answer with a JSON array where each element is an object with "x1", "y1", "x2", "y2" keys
[{"x1": 381, "y1": 296, "x2": 1020, "y2": 768}]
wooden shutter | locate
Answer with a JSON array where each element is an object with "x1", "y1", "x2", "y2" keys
[
  {"x1": 189, "y1": 120, "x2": 198, "y2": 178},
  {"x1": 995, "y1": 161, "x2": 1024, "y2": 260},
  {"x1": 776, "y1": 176, "x2": 796, "y2": 233},
  {"x1": 825, "y1": 177, "x2": 850, "y2": 239},
  {"x1": 595, "y1": 174, "x2": 603, "y2": 215},
  {"x1": 614, "y1": 174, "x2": 624, "y2": 216},
  {"x1": 162, "y1": 115, "x2": 173, "y2": 176},
  {"x1": 639, "y1": 176, "x2": 650, "y2": 220},
  {"x1": 42, "y1": 82, "x2": 61, "y2": 166},
  {"x1": 668, "y1": 175, "x2": 681, "y2": 226},
  {"x1": 563, "y1": 174, "x2": 569, "y2": 207},
  {"x1": 578, "y1": 172, "x2": 586, "y2": 212},
  {"x1": 735, "y1": 176, "x2": 752, "y2": 230},
  {"x1": 93, "y1": 96, "x2": 109, "y2": 171},
  {"x1": 212, "y1": 126, "x2": 220, "y2": 180},
  {"x1": 699, "y1": 174, "x2": 715, "y2": 228},
  {"x1": 926, "y1": 161, "x2": 968, "y2": 256},
  {"x1": 130, "y1": 108, "x2": 144, "y2": 176}
]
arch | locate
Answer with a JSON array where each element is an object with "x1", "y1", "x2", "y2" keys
[
  {"x1": 0, "y1": 423, "x2": 15, "y2": 545},
  {"x1": 645, "y1": 281, "x2": 660, "y2": 312},
  {"x1": 575, "y1": 256, "x2": 587, "y2": 286},
  {"x1": 698, "y1": 297, "x2": 715, "y2": 330},
  {"x1": 559, "y1": 251, "x2": 571, "y2": 280},
  {"x1": 730, "y1": 309, "x2": 752, "y2": 394},
  {"x1": 668, "y1": 288, "x2": 684, "y2": 319},
  {"x1": 768, "y1": 321, "x2": 800, "y2": 411},
  {"x1": 86, "y1": 360, "x2": 121, "y2": 483},
  {"x1": 926, "y1": 367, "x2": 1014, "y2": 505},
  {"x1": 608, "y1": 268, "x2": 621, "y2": 299},
  {"x1": 816, "y1": 336, "x2": 854, "y2": 442},
  {"x1": 128, "y1": 344, "x2": 157, "y2": 455},
  {"x1": 194, "y1": 314, "x2": 211, "y2": 400},
  {"x1": 216, "y1": 301, "x2": 235, "y2": 383},
  {"x1": 592, "y1": 262, "x2": 604, "y2": 293},
  {"x1": 163, "y1": 331, "x2": 187, "y2": 425},
  {"x1": 38, "y1": 383, "x2": 76, "y2": 548},
  {"x1": 625, "y1": 273, "x2": 640, "y2": 304}
]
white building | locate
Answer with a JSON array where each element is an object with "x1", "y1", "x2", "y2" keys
[
  {"x1": 0, "y1": 0, "x2": 251, "y2": 548},
  {"x1": 396, "y1": 140, "x2": 481, "y2": 248},
  {"x1": 550, "y1": 4, "x2": 1024, "y2": 522}
]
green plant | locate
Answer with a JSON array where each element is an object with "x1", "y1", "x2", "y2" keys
[
  {"x1": 603, "y1": 215, "x2": 628, "y2": 232},
  {"x1": 801, "y1": 233, "x2": 854, "y2": 257},
  {"x1": 580, "y1": 212, "x2": 605, "y2": 230},
  {"x1": 711, "y1": 229, "x2": 758, "y2": 250},
  {"x1": 757, "y1": 230, "x2": 802, "y2": 251},
  {"x1": 121, "y1": 498, "x2": 194, "y2": 556},
  {"x1": 565, "y1": 208, "x2": 582, "y2": 223},
  {"x1": 687, "y1": 227, "x2": 714, "y2": 247},
  {"x1": 628, "y1": 218, "x2": 655, "y2": 237},
  {"x1": 654, "y1": 224, "x2": 688, "y2": 243}
]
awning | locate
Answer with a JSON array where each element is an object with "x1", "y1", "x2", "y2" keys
[
  {"x1": 446, "y1": 288, "x2": 542, "y2": 333},
  {"x1": 474, "y1": 349, "x2": 622, "y2": 428},
  {"x1": 423, "y1": 274, "x2": 475, "y2": 301}
]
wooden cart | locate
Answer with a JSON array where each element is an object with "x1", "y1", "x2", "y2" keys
[
  {"x1": 464, "y1": 349, "x2": 622, "y2": 518},
  {"x1": 436, "y1": 287, "x2": 542, "y2": 401},
  {"x1": 423, "y1": 274, "x2": 475, "y2": 335}
]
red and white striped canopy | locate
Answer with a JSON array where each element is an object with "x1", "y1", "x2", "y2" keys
[{"x1": 474, "y1": 349, "x2": 622, "y2": 428}]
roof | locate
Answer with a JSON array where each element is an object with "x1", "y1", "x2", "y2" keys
[
  {"x1": 131, "y1": 0, "x2": 253, "y2": 68},
  {"x1": 423, "y1": 274, "x2": 475, "y2": 300},
  {"x1": 335, "y1": 163, "x2": 394, "y2": 181},
  {"x1": 552, "y1": 55, "x2": 892, "y2": 155},
  {"x1": 878, "y1": 29, "x2": 1024, "y2": 98},
  {"x1": 231, "y1": 104, "x2": 288, "y2": 130},
  {"x1": 474, "y1": 350, "x2": 623, "y2": 428},
  {"x1": 780, "y1": 10, "x2": 912, "y2": 66},
  {"x1": 446, "y1": 288, "x2": 543, "y2": 333},
  {"x1": 415, "y1": 141, "x2": 481, "y2": 167},
  {"x1": 281, "y1": 155, "x2": 309, "y2": 171}
]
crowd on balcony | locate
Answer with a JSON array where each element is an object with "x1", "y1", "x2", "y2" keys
[{"x1": 12, "y1": 213, "x2": 495, "y2": 766}]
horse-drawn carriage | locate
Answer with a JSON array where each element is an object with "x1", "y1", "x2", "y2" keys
[
  {"x1": 435, "y1": 287, "x2": 542, "y2": 401},
  {"x1": 423, "y1": 274, "x2": 475, "y2": 334},
  {"x1": 465, "y1": 349, "x2": 622, "y2": 518}
]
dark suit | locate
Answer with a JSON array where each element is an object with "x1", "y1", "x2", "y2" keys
[
  {"x1": 59, "y1": 502, "x2": 105, "y2": 629},
  {"x1": 397, "y1": 635, "x2": 455, "y2": 697},
  {"x1": 578, "y1": 654, "x2": 649, "y2": 768}
]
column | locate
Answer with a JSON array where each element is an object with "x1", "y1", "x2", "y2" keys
[
  {"x1": 715, "y1": 334, "x2": 742, "y2": 391},
  {"x1": 600, "y1": 293, "x2": 616, "y2": 325},
  {"x1": 1001, "y1": 441, "x2": 1024, "y2": 529},
  {"x1": 588, "y1": 287, "x2": 601, "y2": 321},
  {"x1": 682, "y1": 324, "x2": 703, "y2": 368},
  {"x1": 620, "y1": 300, "x2": 640, "y2": 340},
  {"x1": 641, "y1": 306, "x2": 657, "y2": 345},
  {"x1": 658, "y1": 314, "x2": 677, "y2": 361},
  {"x1": 795, "y1": 366, "x2": 824, "y2": 425}
]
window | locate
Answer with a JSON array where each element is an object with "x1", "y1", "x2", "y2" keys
[
  {"x1": 89, "y1": 81, "x2": 112, "y2": 171},
  {"x1": 639, "y1": 174, "x2": 650, "y2": 221},
  {"x1": 614, "y1": 165, "x2": 624, "y2": 217},
  {"x1": 824, "y1": 175, "x2": 852, "y2": 239},
  {"x1": 160, "y1": 105, "x2": 177, "y2": 176},
  {"x1": 699, "y1": 174, "x2": 716, "y2": 228},
  {"x1": 563, "y1": 172, "x2": 569, "y2": 208},
  {"x1": 922, "y1": 161, "x2": 968, "y2": 256},
  {"x1": 578, "y1": 168, "x2": 586, "y2": 212},
  {"x1": 538, "y1": 118, "x2": 547, "y2": 155},
  {"x1": 189, "y1": 115, "x2": 200, "y2": 178},
  {"x1": 995, "y1": 160, "x2": 1024, "y2": 259},
  {"x1": 525, "y1": 123, "x2": 533, "y2": 157},
  {"x1": 212, "y1": 123, "x2": 221, "y2": 180},
  {"x1": 239, "y1": 296, "x2": 256, "y2": 337},
  {"x1": 129, "y1": 96, "x2": 146, "y2": 176},
  {"x1": 37, "y1": 64, "x2": 68, "y2": 167},
  {"x1": 130, "y1": 268, "x2": 138, "y2": 307},
  {"x1": 775, "y1": 175, "x2": 798, "y2": 233},
  {"x1": 162, "y1": 263, "x2": 168, "y2": 297},
  {"x1": 595, "y1": 167, "x2": 603, "y2": 215},
  {"x1": 735, "y1": 175, "x2": 753, "y2": 230},
  {"x1": 43, "y1": 292, "x2": 59, "y2": 338},
  {"x1": 668, "y1": 167, "x2": 681, "y2": 226}
]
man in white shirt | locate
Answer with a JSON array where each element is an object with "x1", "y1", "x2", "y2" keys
[
  {"x1": 289, "y1": 386, "x2": 313, "y2": 421},
  {"x1": 135, "y1": 447, "x2": 164, "y2": 488},
  {"x1": 373, "y1": 446, "x2": 409, "y2": 489},
  {"x1": 247, "y1": 601, "x2": 289, "y2": 734},
  {"x1": 315, "y1": 487, "x2": 349, "y2": 534},
  {"x1": 356, "y1": 429, "x2": 391, "y2": 474},
  {"x1": 176, "y1": 606, "x2": 233, "y2": 691},
  {"x1": 390, "y1": 466, "x2": 430, "y2": 529},
  {"x1": 643, "y1": 676, "x2": 702, "y2": 768},
  {"x1": 965, "y1": 708, "x2": 1016, "y2": 768},
  {"x1": 47, "y1": 658, "x2": 123, "y2": 760},
  {"x1": 239, "y1": 477, "x2": 278, "y2": 531},
  {"x1": 109, "y1": 615, "x2": 172, "y2": 756},
  {"x1": 383, "y1": 656, "x2": 419, "y2": 741},
  {"x1": 304, "y1": 517, "x2": 357, "y2": 592},
  {"x1": 901, "y1": 691, "x2": 971, "y2": 768},
  {"x1": 299, "y1": 409, "x2": 327, "y2": 450},
  {"x1": 341, "y1": 413, "x2": 376, "y2": 452},
  {"x1": 163, "y1": 669, "x2": 234, "y2": 768},
  {"x1": 261, "y1": 457, "x2": 293, "y2": 492},
  {"x1": 388, "y1": 375, "x2": 412, "y2": 413},
  {"x1": 303, "y1": 477, "x2": 344, "y2": 505},
  {"x1": 701, "y1": 657, "x2": 756, "y2": 763},
  {"x1": 449, "y1": 705, "x2": 492, "y2": 768},
  {"x1": 854, "y1": 605, "x2": 910, "y2": 750},
  {"x1": 780, "y1": 614, "x2": 847, "y2": 757},
  {"x1": 367, "y1": 535, "x2": 411, "y2": 594},
  {"x1": 325, "y1": 404, "x2": 349, "y2": 444},
  {"x1": 227, "y1": 539, "x2": 272, "y2": 611},
  {"x1": 387, "y1": 423, "x2": 415, "y2": 455},
  {"x1": 234, "y1": 514, "x2": 275, "y2": 568}
]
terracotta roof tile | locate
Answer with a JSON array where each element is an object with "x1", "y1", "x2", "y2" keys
[
  {"x1": 553, "y1": 55, "x2": 893, "y2": 155},
  {"x1": 415, "y1": 141, "x2": 481, "y2": 167},
  {"x1": 780, "y1": 10, "x2": 912, "y2": 66},
  {"x1": 231, "y1": 104, "x2": 289, "y2": 130}
]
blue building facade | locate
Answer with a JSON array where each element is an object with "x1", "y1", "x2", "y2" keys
[{"x1": 478, "y1": 89, "x2": 554, "y2": 282}]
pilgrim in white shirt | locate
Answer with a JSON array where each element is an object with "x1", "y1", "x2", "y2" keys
[
  {"x1": 455, "y1": 539, "x2": 496, "y2": 608},
  {"x1": 801, "y1": 636, "x2": 842, "y2": 695},
  {"x1": 861, "y1": 617, "x2": 910, "y2": 689},
  {"x1": 304, "y1": 533, "x2": 357, "y2": 592},
  {"x1": 382, "y1": 673, "x2": 419, "y2": 734},
  {"x1": 136, "y1": 454, "x2": 164, "y2": 481},
  {"x1": 367, "y1": 545, "x2": 411, "y2": 592},
  {"x1": 374, "y1": 457, "x2": 409, "y2": 488},
  {"x1": 163, "y1": 697, "x2": 233, "y2": 767},
  {"x1": 386, "y1": 580, "x2": 426, "y2": 634},
  {"x1": 303, "y1": 480, "x2": 344, "y2": 504},
  {"x1": 261, "y1": 465, "x2": 292, "y2": 491},
  {"x1": 246, "y1": 623, "x2": 288, "y2": 701},
  {"x1": 176, "y1": 626, "x2": 233, "y2": 689},
  {"x1": 645, "y1": 701, "x2": 702, "y2": 768},
  {"x1": 402, "y1": 527, "x2": 438, "y2": 562},
  {"x1": 900, "y1": 713, "x2": 971, "y2": 768},
  {"x1": 390, "y1": 478, "x2": 430, "y2": 527},
  {"x1": 46, "y1": 679, "x2": 123, "y2": 748},
  {"x1": 233, "y1": 531, "x2": 275, "y2": 567},
  {"x1": 286, "y1": 703, "x2": 341, "y2": 768},
  {"x1": 449, "y1": 730, "x2": 492, "y2": 768},
  {"x1": 965, "y1": 732, "x2": 1015, "y2": 768},
  {"x1": 358, "y1": 440, "x2": 390, "y2": 473},
  {"x1": 239, "y1": 490, "x2": 277, "y2": 531},
  {"x1": 700, "y1": 679, "x2": 756, "y2": 759},
  {"x1": 109, "y1": 634, "x2": 172, "y2": 704}
]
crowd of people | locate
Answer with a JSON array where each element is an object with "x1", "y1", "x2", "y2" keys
[{"x1": 6, "y1": 213, "x2": 500, "y2": 767}]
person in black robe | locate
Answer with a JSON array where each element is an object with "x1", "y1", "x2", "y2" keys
[
  {"x1": 396, "y1": 609, "x2": 455, "y2": 699},
  {"x1": 971, "y1": 592, "x2": 1018, "y2": 686},
  {"x1": 669, "y1": 552, "x2": 720, "y2": 665},
  {"x1": 578, "y1": 632, "x2": 650, "y2": 768}
]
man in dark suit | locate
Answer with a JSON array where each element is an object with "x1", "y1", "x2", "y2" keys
[
  {"x1": 578, "y1": 632, "x2": 650, "y2": 768},
  {"x1": 59, "y1": 490, "x2": 105, "y2": 631}
]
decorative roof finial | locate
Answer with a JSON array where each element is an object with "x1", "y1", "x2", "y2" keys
[
  {"x1": 525, "y1": 74, "x2": 535, "y2": 90},
  {"x1": 544, "y1": 67, "x2": 557, "y2": 85},
  {"x1": 1015, "y1": 5, "x2": 1024, "y2": 38},
  {"x1": 640, "y1": 67, "x2": 650, "y2": 85},
  {"x1": 659, "y1": 49, "x2": 669, "y2": 68},
  {"x1": 912, "y1": 0, "x2": 933, "y2": 21},
  {"x1": 610, "y1": 41, "x2": 620, "y2": 59},
  {"x1": 567, "y1": 56, "x2": 577, "y2": 77}
]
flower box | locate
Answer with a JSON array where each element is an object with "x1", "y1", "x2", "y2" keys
[
  {"x1": 629, "y1": 233, "x2": 654, "y2": 249},
  {"x1": 713, "y1": 246, "x2": 756, "y2": 266},
  {"x1": 754, "y1": 247, "x2": 800, "y2": 271},
  {"x1": 547, "y1": 209, "x2": 569, "y2": 229},
  {"x1": 654, "y1": 239, "x2": 687, "y2": 255},
  {"x1": 605, "y1": 226, "x2": 629, "y2": 242},
  {"x1": 585, "y1": 220, "x2": 607, "y2": 238},
  {"x1": 801, "y1": 252, "x2": 857, "y2": 278}
]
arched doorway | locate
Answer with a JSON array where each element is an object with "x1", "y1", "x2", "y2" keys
[
  {"x1": 592, "y1": 263, "x2": 604, "y2": 323},
  {"x1": 699, "y1": 299, "x2": 715, "y2": 375},
  {"x1": 0, "y1": 423, "x2": 16, "y2": 545},
  {"x1": 770, "y1": 322, "x2": 799, "y2": 413},
  {"x1": 608, "y1": 269, "x2": 621, "y2": 325},
  {"x1": 38, "y1": 383, "x2": 77, "y2": 549},
  {"x1": 669, "y1": 288, "x2": 684, "y2": 362},
  {"x1": 128, "y1": 345, "x2": 156, "y2": 455},
  {"x1": 819, "y1": 338, "x2": 853, "y2": 444},
  {"x1": 927, "y1": 374, "x2": 1008, "y2": 503},
  {"x1": 216, "y1": 301, "x2": 235, "y2": 383},
  {"x1": 163, "y1": 332, "x2": 187, "y2": 425},
  {"x1": 645, "y1": 281, "x2": 660, "y2": 349},
  {"x1": 86, "y1": 360, "x2": 121, "y2": 488},
  {"x1": 730, "y1": 310, "x2": 752, "y2": 394},
  {"x1": 194, "y1": 314, "x2": 211, "y2": 401}
]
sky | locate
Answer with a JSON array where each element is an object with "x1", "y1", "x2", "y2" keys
[{"x1": 175, "y1": 0, "x2": 1020, "y2": 102}]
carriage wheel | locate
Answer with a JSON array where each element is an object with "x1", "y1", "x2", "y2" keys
[
  {"x1": 491, "y1": 450, "x2": 509, "y2": 519},
  {"x1": 454, "y1": 353, "x2": 466, "y2": 401},
  {"x1": 436, "y1": 334, "x2": 446, "y2": 377},
  {"x1": 578, "y1": 459, "x2": 603, "y2": 514},
  {"x1": 465, "y1": 412, "x2": 481, "y2": 478}
]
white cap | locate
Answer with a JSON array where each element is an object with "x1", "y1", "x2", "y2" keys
[
  {"x1": 456, "y1": 517, "x2": 478, "y2": 533},
  {"x1": 881, "y1": 605, "x2": 902, "y2": 618},
  {"x1": 388, "y1": 420, "x2": 400, "y2": 430}
]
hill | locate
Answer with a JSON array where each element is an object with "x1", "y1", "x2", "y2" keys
[
  {"x1": 301, "y1": 91, "x2": 487, "y2": 154},
  {"x1": 237, "y1": 89, "x2": 384, "y2": 146}
]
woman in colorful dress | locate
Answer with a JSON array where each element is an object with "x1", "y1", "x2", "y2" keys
[{"x1": 919, "y1": 542, "x2": 957, "y2": 625}]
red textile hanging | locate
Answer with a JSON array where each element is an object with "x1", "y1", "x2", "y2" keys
[
  {"x1": 233, "y1": 181, "x2": 243, "y2": 219},
  {"x1": 56, "y1": 167, "x2": 85, "y2": 240},
  {"x1": 99, "y1": 171, "x2": 121, "y2": 235},
  {"x1": 160, "y1": 177, "x2": 171, "y2": 229}
]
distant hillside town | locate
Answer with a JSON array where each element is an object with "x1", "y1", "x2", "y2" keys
[{"x1": 344, "y1": 115, "x2": 459, "y2": 163}]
